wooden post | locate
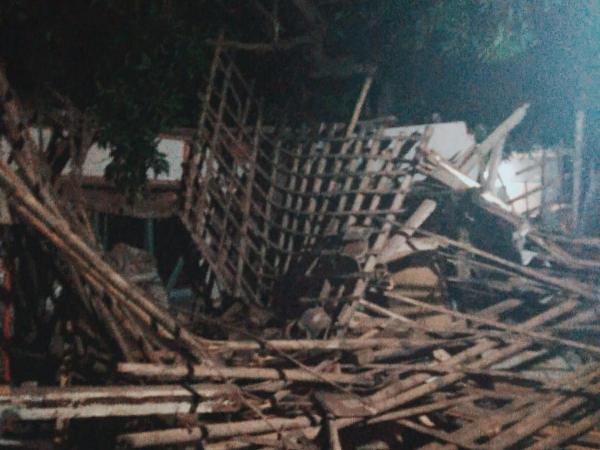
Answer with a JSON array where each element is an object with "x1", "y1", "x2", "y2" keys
[
  {"x1": 144, "y1": 219, "x2": 154, "y2": 255},
  {"x1": 572, "y1": 109, "x2": 585, "y2": 234},
  {"x1": 233, "y1": 107, "x2": 261, "y2": 300},
  {"x1": 346, "y1": 74, "x2": 374, "y2": 138},
  {"x1": 165, "y1": 256, "x2": 184, "y2": 294},
  {"x1": 102, "y1": 213, "x2": 109, "y2": 249},
  {"x1": 481, "y1": 136, "x2": 505, "y2": 193}
]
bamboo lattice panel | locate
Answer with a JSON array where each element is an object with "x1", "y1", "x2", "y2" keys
[{"x1": 181, "y1": 44, "x2": 427, "y2": 304}]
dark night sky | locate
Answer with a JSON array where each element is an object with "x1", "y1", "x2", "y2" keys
[{"x1": 1, "y1": 1, "x2": 597, "y2": 156}]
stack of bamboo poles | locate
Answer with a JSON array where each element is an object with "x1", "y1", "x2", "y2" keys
[{"x1": 0, "y1": 67, "x2": 213, "y2": 365}]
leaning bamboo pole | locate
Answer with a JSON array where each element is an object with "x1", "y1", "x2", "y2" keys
[
  {"x1": 386, "y1": 292, "x2": 600, "y2": 356},
  {"x1": 0, "y1": 158, "x2": 212, "y2": 362},
  {"x1": 572, "y1": 109, "x2": 585, "y2": 232},
  {"x1": 528, "y1": 409, "x2": 600, "y2": 450}
]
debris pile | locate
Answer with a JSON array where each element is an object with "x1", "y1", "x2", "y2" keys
[{"x1": 0, "y1": 44, "x2": 599, "y2": 449}]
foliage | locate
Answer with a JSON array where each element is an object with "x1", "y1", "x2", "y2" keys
[
  {"x1": 313, "y1": 0, "x2": 598, "y2": 145},
  {"x1": 0, "y1": 1, "x2": 210, "y2": 195},
  {"x1": 0, "y1": 0, "x2": 596, "y2": 191},
  {"x1": 92, "y1": 8, "x2": 207, "y2": 194},
  {"x1": 325, "y1": 0, "x2": 595, "y2": 64},
  {"x1": 415, "y1": 1, "x2": 534, "y2": 61}
]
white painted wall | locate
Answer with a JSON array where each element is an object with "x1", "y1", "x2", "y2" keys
[
  {"x1": 497, "y1": 150, "x2": 560, "y2": 216},
  {"x1": 66, "y1": 137, "x2": 186, "y2": 181},
  {"x1": 383, "y1": 121, "x2": 476, "y2": 160},
  {"x1": 2, "y1": 125, "x2": 556, "y2": 219}
]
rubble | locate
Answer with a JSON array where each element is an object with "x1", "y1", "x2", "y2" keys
[{"x1": 0, "y1": 41, "x2": 599, "y2": 449}]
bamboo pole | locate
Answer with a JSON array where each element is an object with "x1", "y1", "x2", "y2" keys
[
  {"x1": 386, "y1": 292, "x2": 600, "y2": 356},
  {"x1": 203, "y1": 426, "x2": 321, "y2": 450},
  {"x1": 118, "y1": 362, "x2": 369, "y2": 385},
  {"x1": 457, "y1": 104, "x2": 529, "y2": 174},
  {"x1": 205, "y1": 337, "x2": 405, "y2": 352},
  {"x1": 117, "y1": 415, "x2": 322, "y2": 448},
  {"x1": 481, "y1": 136, "x2": 506, "y2": 192},
  {"x1": 419, "y1": 230, "x2": 598, "y2": 300},
  {"x1": 0, "y1": 384, "x2": 239, "y2": 420},
  {"x1": 572, "y1": 109, "x2": 585, "y2": 233},
  {"x1": 349, "y1": 295, "x2": 591, "y2": 426},
  {"x1": 486, "y1": 381, "x2": 600, "y2": 449},
  {"x1": 346, "y1": 74, "x2": 374, "y2": 138},
  {"x1": 377, "y1": 199, "x2": 437, "y2": 263},
  {"x1": 0, "y1": 159, "x2": 212, "y2": 362},
  {"x1": 528, "y1": 409, "x2": 600, "y2": 450}
]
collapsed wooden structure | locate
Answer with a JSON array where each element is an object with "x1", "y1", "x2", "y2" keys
[
  {"x1": 1, "y1": 43, "x2": 599, "y2": 449},
  {"x1": 181, "y1": 50, "x2": 423, "y2": 305}
]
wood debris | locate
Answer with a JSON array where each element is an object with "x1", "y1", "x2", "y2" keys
[{"x1": 0, "y1": 41, "x2": 599, "y2": 450}]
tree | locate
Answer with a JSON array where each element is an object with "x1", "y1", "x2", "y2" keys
[
  {"x1": 0, "y1": 1, "x2": 210, "y2": 195},
  {"x1": 0, "y1": 0, "x2": 597, "y2": 194}
]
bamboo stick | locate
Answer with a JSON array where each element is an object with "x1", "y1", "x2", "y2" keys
[
  {"x1": 205, "y1": 337, "x2": 405, "y2": 352},
  {"x1": 118, "y1": 362, "x2": 369, "y2": 385},
  {"x1": 419, "y1": 230, "x2": 598, "y2": 299},
  {"x1": 572, "y1": 109, "x2": 585, "y2": 232},
  {"x1": 0, "y1": 159, "x2": 212, "y2": 362},
  {"x1": 529, "y1": 410, "x2": 600, "y2": 450},
  {"x1": 386, "y1": 292, "x2": 600, "y2": 356},
  {"x1": 0, "y1": 384, "x2": 239, "y2": 420},
  {"x1": 203, "y1": 426, "x2": 321, "y2": 450},
  {"x1": 117, "y1": 415, "x2": 322, "y2": 447},
  {"x1": 377, "y1": 199, "x2": 437, "y2": 263}
]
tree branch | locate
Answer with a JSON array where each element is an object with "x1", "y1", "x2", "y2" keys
[{"x1": 205, "y1": 35, "x2": 313, "y2": 52}]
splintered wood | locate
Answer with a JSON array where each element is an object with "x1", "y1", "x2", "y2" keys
[{"x1": 1, "y1": 43, "x2": 600, "y2": 449}]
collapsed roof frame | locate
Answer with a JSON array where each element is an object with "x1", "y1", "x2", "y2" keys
[{"x1": 181, "y1": 36, "x2": 425, "y2": 304}]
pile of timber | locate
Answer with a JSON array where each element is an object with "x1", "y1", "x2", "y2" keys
[{"x1": 1, "y1": 57, "x2": 600, "y2": 450}]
